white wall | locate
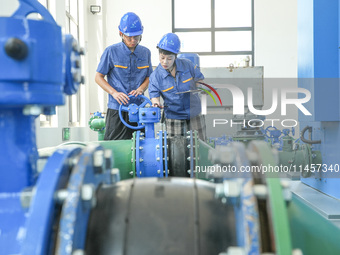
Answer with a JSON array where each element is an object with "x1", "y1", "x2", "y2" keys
[
  {"x1": 0, "y1": 0, "x2": 19, "y2": 16},
  {"x1": 94, "y1": 0, "x2": 172, "y2": 75},
  {"x1": 254, "y1": 0, "x2": 298, "y2": 131},
  {"x1": 255, "y1": 0, "x2": 297, "y2": 78},
  {"x1": 88, "y1": 0, "x2": 171, "y2": 81}
]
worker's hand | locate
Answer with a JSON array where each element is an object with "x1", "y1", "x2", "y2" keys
[
  {"x1": 153, "y1": 103, "x2": 163, "y2": 109},
  {"x1": 112, "y1": 92, "x2": 130, "y2": 105},
  {"x1": 129, "y1": 89, "x2": 144, "y2": 97}
]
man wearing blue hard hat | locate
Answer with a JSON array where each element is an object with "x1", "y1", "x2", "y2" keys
[
  {"x1": 148, "y1": 33, "x2": 206, "y2": 140},
  {"x1": 95, "y1": 12, "x2": 153, "y2": 140}
]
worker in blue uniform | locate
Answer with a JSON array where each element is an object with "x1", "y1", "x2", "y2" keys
[
  {"x1": 148, "y1": 33, "x2": 207, "y2": 140},
  {"x1": 95, "y1": 12, "x2": 153, "y2": 140}
]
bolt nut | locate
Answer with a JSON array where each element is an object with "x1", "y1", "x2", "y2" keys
[
  {"x1": 67, "y1": 157, "x2": 78, "y2": 168},
  {"x1": 20, "y1": 187, "x2": 36, "y2": 208},
  {"x1": 72, "y1": 249, "x2": 85, "y2": 255},
  {"x1": 223, "y1": 180, "x2": 241, "y2": 198},
  {"x1": 73, "y1": 72, "x2": 81, "y2": 83},
  {"x1": 81, "y1": 184, "x2": 96, "y2": 208},
  {"x1": 104, "y1": 149, "x2": 112, "y2": 159},
  {"x1": 292, "y1": 249, "x2": 303, "y2": 255},
  {"x1": 5, "y1": 37, "x2": 29, "y2": 60},
  {"x1": 81, "y1": 184, "x2": 94, "y2": 201},
  {"x1": 72, "y1": 40, "x2": 79, "y2": 51},
  {"x1": 93, "y1": 150, "x2": 104, "y2": 167},
  {"x1": 253, "y1": 184, "x2": 268, "y2": 199},
  {"x1": 111, "y1": 168, "x2": 120, "y2": 183},
  {"x1": 23, "y1": 105, "x2": 42, "y2": 116},
  {"x1": 79, "y1": 47, "x2": 85, "y2": 55},
  {"x1": 215, "y1": 180, "x2": 241, "y2": 199},
  {"x1": 75, "y1": 59, "x2": 80, "y2": 68},
  {"x1": 225, "y1": 246, "x2": 246, "y2": 255},
  {"x1": 55, "y1": 189, "x2": 68, "y2": 204}
]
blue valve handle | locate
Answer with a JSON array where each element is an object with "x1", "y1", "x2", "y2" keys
[
  {"x1": 264, "y1": 126, "x2": 282, "y2": 139},
  {"x1": 119, "y1": 94, "x2": 152, "y2": 130},
  {"x1": 282, "y1": 127, "x2": 295, "y2": 137},
  {"x1": 13, "y1": 0, "x2": 56, "y2": 24}
]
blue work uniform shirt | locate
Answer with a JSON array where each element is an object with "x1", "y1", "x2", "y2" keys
[
  {"x1": 96, "y1": 42, "x2": 153, "y2": 110},
  {"x1": 149, "y1": 58, "x2": 204, "y2": 120}
]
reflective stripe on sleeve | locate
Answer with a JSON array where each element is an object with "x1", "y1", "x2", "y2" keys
[
  {"x1": 183, "y1": 77, "x2": 193, "y2": 83},
  {"x1": 137, "y1": 66, "x2": 150, "y2": 69},
  {"x1": 114, "y1": 65, "x2": 128, "y2": 69},
  {"x1": 162, "y1": 86, "x2": 174, "y2": 92}
]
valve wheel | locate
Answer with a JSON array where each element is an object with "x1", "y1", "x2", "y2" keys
[
  {"x1": 264, "y1": 126, "x2": 281, "y2": 138},
  {"x1": 118, "y1": 94, "x2": 152, "y2": 130}
]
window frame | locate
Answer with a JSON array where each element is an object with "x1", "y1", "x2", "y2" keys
[
  {"x1": 65, "y1": 0, "x2": 81, "y2": 126},
  {"x1": 172, "y1": 0, "x2": 254, "y2": 66},
  {"x1": 38, "y1": 0, "x2": 53, "y2": 127}
]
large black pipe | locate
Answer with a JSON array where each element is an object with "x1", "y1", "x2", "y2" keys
[{"x1": 85, "y1": 178, "x2": 237, "y2": 255}]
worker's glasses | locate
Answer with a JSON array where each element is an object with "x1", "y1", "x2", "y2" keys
[{"x1": 124, "y1": 35, "x2": 141, "y2": 42}]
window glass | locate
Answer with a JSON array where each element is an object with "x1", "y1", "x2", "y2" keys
[
  {"x1": 173, "y1": 0, "x2": 254, "y2": 67},
  {"x1": 65, "y1": 0, "x2": 70, "y2": 13},
  {"x1": 65, "y1": 0, "x2": 81, "y2": 125},
  {"x1": 200, "y1": 55, "x2": 252, "y2": 67},
  {"x1": 70, "y1": 21, "x2": 78, "y2": 40},
  {"x1": 215, "y1": 0, "x2": 251, "y2": 27},
  {"x1": 174, "y1": 0, "x2": 211, "y2": 28},
  {"x1": 176, "y1": 32, "x2": 211, "y2": 52},
  {"x1": 215, "y1": 31, "x2": 252, "y2": 51},
  {"x1": 70, "y1": 0, "x2": 78, "y2": 23}
]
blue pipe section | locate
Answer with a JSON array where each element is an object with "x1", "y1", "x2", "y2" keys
[
  {"x1": 0, "y1": 2, "x2": 63, "y2": 193},
  {"x1": 0, "y1": 0, "x2": 83, "y2": 253},
  {"x1": 298, "y1": 0, "x2": 340, "y2": 199}
]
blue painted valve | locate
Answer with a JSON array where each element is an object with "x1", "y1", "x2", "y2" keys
[{"x1": 0, "y1": 1, "x2": 89, "y2": 254}]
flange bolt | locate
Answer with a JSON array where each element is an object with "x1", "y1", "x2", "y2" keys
[{"x1": 5, "y1": 37, "x2": 28, "y2": 60}]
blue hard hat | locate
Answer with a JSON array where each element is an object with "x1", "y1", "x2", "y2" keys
[
  {"x1": 118, "y1": 12, "x2": 143, "y2": 36},
  {"x1": 157, "y1": 33, "x2": 181, "y2": 54}
]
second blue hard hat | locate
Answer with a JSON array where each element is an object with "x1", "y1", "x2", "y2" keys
[
  {"x1": 118, "y1": 12, "x2": 143, "y2": 36},
  {"x1": 157, "y1": 33, "x2": 181, "y2": 54}
]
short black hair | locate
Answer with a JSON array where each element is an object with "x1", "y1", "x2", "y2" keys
[{"x1": 157, "y1": 47, "x2": 176, "y2": 56}]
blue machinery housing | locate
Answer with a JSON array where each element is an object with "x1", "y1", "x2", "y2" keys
[{"x1": 1, "y1": 0, "x2": 340, "y2": 254}]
